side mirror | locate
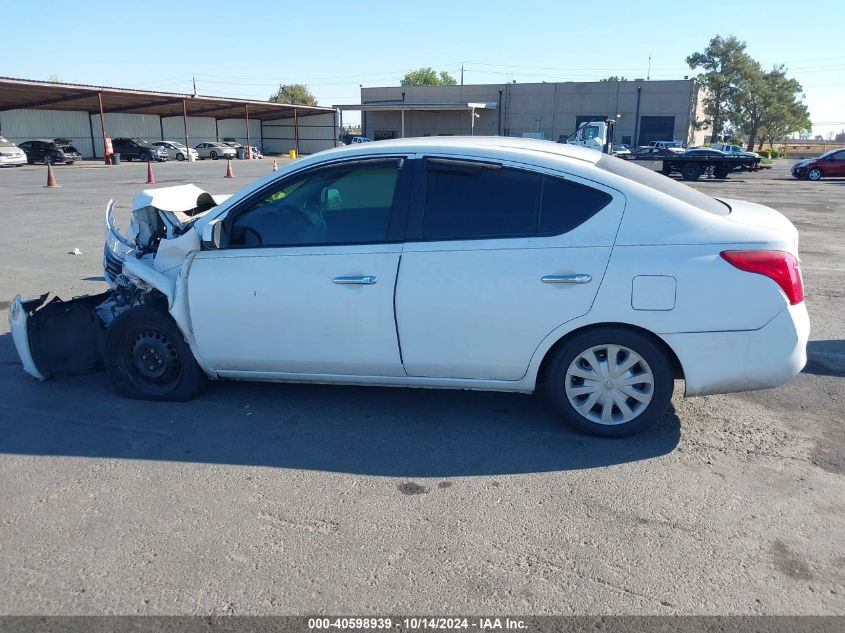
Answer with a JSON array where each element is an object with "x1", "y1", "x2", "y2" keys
[{"x1": 201, "y1": 218, "x2": 224, "y2": 250}]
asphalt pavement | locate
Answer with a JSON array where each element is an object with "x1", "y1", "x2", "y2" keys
[{"x1": 0, "y1": 157, "x2": 842, "y2": 615}]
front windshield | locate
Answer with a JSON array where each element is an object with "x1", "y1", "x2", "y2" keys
[{"x1": 0, "y1": 136, "x2": 15, "y2": 147}]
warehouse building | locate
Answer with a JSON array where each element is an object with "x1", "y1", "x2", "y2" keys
[
  {"x1": 340, "y1": 79, "x2": 709, "y2": 148},
  {"x1": 0, "y1": 77, "x2": 338, "y2": 158}
]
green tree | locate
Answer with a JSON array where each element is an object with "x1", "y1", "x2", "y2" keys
[
  {"x1": 400, "y1": 68, "x2": 457, "y2": 86},
  {"x1": 687, "y1": 35, "x2": 753, "y2": 142},
  {"x1": 728, "y1": 64, "x2": 810, "y2": 151},
  {"x1": 599, "y1": 76, "x2": 627, "y2": 82},
  {"x1": 269, "y1": 84, "x2": 317, "y2": 106}
]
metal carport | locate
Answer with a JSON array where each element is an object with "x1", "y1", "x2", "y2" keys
[{"x1": 0, "y1": 77, "x2": 337, "y2": 160}]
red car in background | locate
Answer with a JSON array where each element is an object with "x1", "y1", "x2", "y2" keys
[{"x1": 792, "y1": 148, "x2": 845, "y2": 181}]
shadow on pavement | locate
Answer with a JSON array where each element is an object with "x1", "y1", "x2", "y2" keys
[
  {"x1": 804, "y1": 339, "x2": 845, "y2": 378},
  {"x1": 0, "y1": 334, "x2": 680, "y2": 477}
]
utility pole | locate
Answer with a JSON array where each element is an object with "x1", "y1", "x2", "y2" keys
[
  {"x1": 647, "y1": 55, "x2": 651, "y2": 81},
  {"x1": 192, "y1": 76, "x2": 197, "y2": 96},
  {"x1": 461, "y1": 65, "x2": 464, "y2": 87}
]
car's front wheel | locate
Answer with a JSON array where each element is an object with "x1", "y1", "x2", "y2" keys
[
  {"x1": 104, "y1": 305, "x2": 205, "y2": 401},
  {"x1": 176, "y1": 152, "x2": 184, "y2": 161},
  {"x1": 545, "y1": 327, "x2": 674, "y2": 437},
  {"x1": 807, "y1": 167, "x2": 823, "y2": 181}
]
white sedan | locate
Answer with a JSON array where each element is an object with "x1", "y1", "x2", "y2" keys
[
  {"x1": 9, "y1": 137, "x2": 808, "y2": 437},
  {"x1": 152, "y1": 141, "x2": 199, "y2": 162},
  {"x1": 195, "y1": 142, "x2": 237, "y2": 160}
]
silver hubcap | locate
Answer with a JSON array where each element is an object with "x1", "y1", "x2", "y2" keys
[
  {"x1": 564, "y1": 344, "x2": 654, "y2": 426},
  {"x1": 808, "y1": 169, "x2": 821, "y2": 180}
]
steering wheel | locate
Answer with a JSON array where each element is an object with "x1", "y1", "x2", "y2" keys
[
  {"x1": 241, "y1": 227, "x2": 263, "y2": 246},
  {"x1": 277, "y1": 204, "x2": 314, "y2": 235}
]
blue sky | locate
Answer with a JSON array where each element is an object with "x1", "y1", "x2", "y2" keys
[{"x1": 4, "y1": 0, "x2": 843, "y2": 137}]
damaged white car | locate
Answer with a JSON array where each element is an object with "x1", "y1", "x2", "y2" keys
[{"x1": 9, "y1": 137, "x2": 808, "y2": 437}]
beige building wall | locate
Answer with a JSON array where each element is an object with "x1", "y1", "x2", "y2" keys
[{"x1": 361, "y1": 80, "x2": 706, "y2": 147}]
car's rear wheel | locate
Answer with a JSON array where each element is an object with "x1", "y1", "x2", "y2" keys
[
  {"x1": 681, "y1": 163, "x2": 702, "y2": 181},
  {"x1": 104, "y1": 305, "x2": 205, "y2": 401},
  {"x1": 545, "y1": 327, "x2": 674, "y2": 437},
  {"x1": 210, "y1": 151, "x2": 218, "y2": 160},
  {"x1": 714, "y1": 167, "x2": 730, "y2": 179},
  {"x1": 807, "y1": 167, "x2": 823, "y2": 181},
  {"x1": 43, "y1": 155, "x2": 54, "y2": 165}
]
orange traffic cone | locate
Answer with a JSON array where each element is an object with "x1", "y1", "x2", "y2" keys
[
  {"x1": 224, "y1": 159, "x2": 234, "y2": 178},
  {"x1": 272, "y1": 159, "x2": 278, "y2": 172},
  {"x1": 44, "y1": 163, "x2": 60, "y2": 188},
  {"x1": 146, "y1": 161, "x2": 156, "y2": 184}
]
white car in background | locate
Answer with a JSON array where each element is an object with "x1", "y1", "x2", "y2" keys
[
  {"x1": 152, "y1": 141, "x2": 199, "y2": 162},
  {"x1": 9, "y1": 137, "x2": 808, "y2": 437},
  {"x1": 195, "y1": 142, "x2": 237, "y2": 160},
  {"x1": 0, "y1": 136, "x2": 27, "y2": 167}
]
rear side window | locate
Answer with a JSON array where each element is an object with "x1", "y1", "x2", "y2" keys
[
  {"x1": 421, "y1": 159, "x2": 612, "y2": 241},
  {"x1": 539, "y1": 177, "x2": 612, "y2": 235},
  {"x1": 423, "y1": 161, "x2": 540, "y2": 240},
  {"x1": 596, "y1": 154, "x2": 730, "y2": 215}
]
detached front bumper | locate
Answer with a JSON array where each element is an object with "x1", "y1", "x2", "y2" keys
[{"x1": 8, "y1": 292, "x2": 111, "y2": 381}]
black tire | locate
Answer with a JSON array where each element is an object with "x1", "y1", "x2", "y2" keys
[
  {"x1": 544, "y1": 327, "x2": 674, "y2": 437},
  {"x1": 43, "y1": 154, "x2": 54, "y2": 165},
  {"x1": 681, "y1": 163, "x2": 702, "y2": 181},
  {"x1": 807, "y1": 167, "x2": 823, "y2": 181},
  {"x1": 104, "y1": 305, "x2": 205, "y2": 402},
  {"x1": 176, "y1": 152, "x2": 184, "y2": 161},
  {"x1": 714, "y1": 167, "x2": 730, "y2": 179},
  {"x1": 210, "y1": 151, "x2": 218, "y2": 160},
  {"x1": 660, "y1": 162, "x2": 671, "y2": 175}
]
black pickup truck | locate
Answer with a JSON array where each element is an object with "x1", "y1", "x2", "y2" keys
[{"x1": 660, "y1": 148, "x2": 761, "y2": 180}]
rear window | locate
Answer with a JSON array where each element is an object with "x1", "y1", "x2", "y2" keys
[{"x1": 596, "y1": 154, "x2": 730, "y2": 215}]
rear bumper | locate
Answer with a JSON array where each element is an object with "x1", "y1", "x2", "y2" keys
[
  {"x1": 662, "y1": 302, "x2": 809, "y2": 397},
  {"x1": 0, "y1": 154, "x2": 27, "y2": 166}
]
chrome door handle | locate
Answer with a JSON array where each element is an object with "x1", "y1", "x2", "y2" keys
[
  {"x1": 541, "y1": 274, "x2": 592, "y2": 284},
  {"x1": 332, "y1": 276, "x2": 378, "y2": 285}
]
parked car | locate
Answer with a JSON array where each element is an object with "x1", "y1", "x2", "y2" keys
[
  {"x1": 112, "y1": 138, "x2": 168, "y2": 162},
  {"x1": 195, "y1": 142, "x2": 237, "y2": 160},
  {"x1": 709, "y1": 143, "x2": 759, "y2": 159},
  {"x1": 611, "y1": 144, "x2": 632, "y2": 159},
  {"x1": 629, "y1": 146, "x2": 674, "y2": 160},
  {"x1": 648, "y1": 140, "x2": 684, "y2": 150},
  {"x1": 10, "y1": 138, "x2": 808, "y2": 438},
  {"x1": 350, "y1": 136, "x2": 372, "y2": 144},
  {"x1": 152, "y1": 141, "x2": 199, "y2": 162},
  {"x1": 0, "y1": 136, "x2": 27, "y2": 167},
  {"x1": 791, "y1": 148, "x2": 845, "y2": 181},
  {"x1": 18, "y1": 139, "x2": 82, "y2": 164}
]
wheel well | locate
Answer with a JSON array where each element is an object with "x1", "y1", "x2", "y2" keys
[{"x1": 534, "y1": 322, "x2": 685, "y2": 389}]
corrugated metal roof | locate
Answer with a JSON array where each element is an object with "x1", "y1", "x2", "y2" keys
[{"x1": 0, "y1": 77, "x2": 334, "y2": 120}]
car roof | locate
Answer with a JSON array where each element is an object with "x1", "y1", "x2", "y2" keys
[{"x1": 318, "y1": 136, "x2": 602, "y2": 165}]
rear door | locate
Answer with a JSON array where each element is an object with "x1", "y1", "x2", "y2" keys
[{"x1": 395, "y1": 157, "x2": 624, "y2": 381}]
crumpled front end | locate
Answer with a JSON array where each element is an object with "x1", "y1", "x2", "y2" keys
[{"x1": 10, "y1": 184, "x2": 227, "y2": 382}]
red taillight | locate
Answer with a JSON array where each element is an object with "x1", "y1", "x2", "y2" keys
[{"x1": 720, "y1": 250, "x2": 804, "y2": 304}]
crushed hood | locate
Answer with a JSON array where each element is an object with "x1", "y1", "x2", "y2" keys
[{"x1": 132, "y1": 184, "x2": 231, "y2": 224}]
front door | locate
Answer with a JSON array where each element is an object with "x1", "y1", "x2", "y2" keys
[
  {"x1": 187, "y1": 157, "x2": 410, "y2": 377},
  {"x1": 395, "y1": 157, "x2": 624, "y2": 381},
  {"x1": 820, "y1": 149, "x2": 845, "y2": 176}
]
